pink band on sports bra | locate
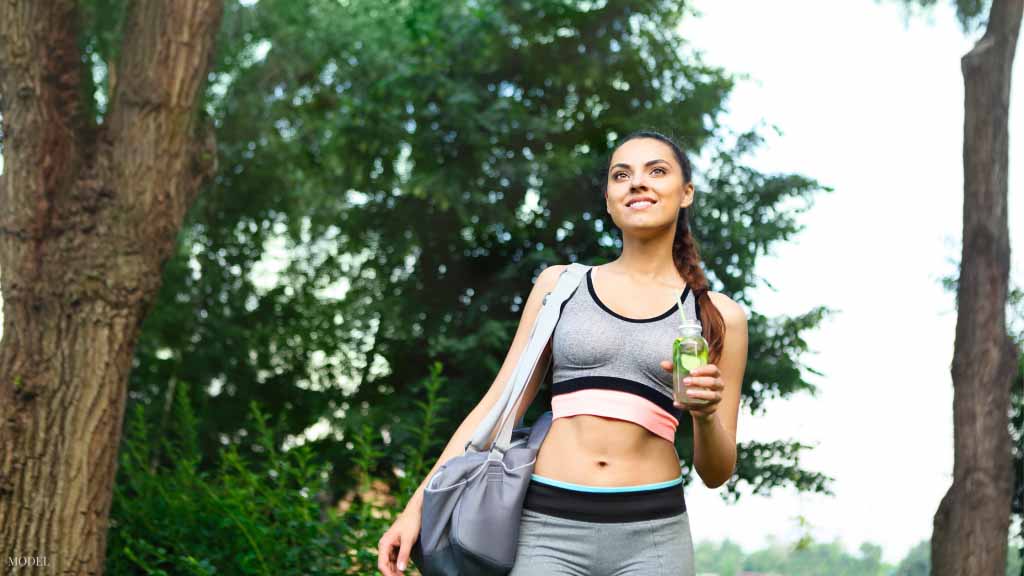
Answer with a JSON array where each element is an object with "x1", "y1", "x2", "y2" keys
[{"x1": 551, "y1": 389, "x2": 679, "y2": 443}]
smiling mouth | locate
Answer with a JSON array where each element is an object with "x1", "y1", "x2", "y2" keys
[{"x1": 627, "y1": 199, "x2": 657, "y2": 209}]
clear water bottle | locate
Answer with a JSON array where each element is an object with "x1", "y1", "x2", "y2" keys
[{"x1": 673, "y1": 322, "x2": 709, "y2": 405}]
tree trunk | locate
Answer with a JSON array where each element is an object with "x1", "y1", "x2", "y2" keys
[
  {"x1": 0, "y1": 1, "x2": 222, "y2": 574},
  {"x1": 932, "y1": 0, "x2": 1022, "y2": 574}
]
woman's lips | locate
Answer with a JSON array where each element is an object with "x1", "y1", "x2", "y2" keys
[{"x1": 627, "y1": 200, "x2": 656, "y2": 211}]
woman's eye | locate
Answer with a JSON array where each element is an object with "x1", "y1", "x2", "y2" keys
[{"x1": 652, "y1": 167, "x2": 666, "y2": 175}]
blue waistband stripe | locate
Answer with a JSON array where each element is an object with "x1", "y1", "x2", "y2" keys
[{"x1": 531, "y1": 473, "x2": 683, "y2": 493}]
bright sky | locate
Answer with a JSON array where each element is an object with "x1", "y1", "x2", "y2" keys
[{"x1": 678, "y1": 0, "x2": 1023, "y2": 565}]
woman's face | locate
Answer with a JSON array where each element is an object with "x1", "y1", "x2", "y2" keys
[{"x1": 604, "y1": 138, "x2": 694, "y2": 232}]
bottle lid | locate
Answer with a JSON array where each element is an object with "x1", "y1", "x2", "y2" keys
[{"x1": 678, "y1": 322, "x2": 702, "y2": 331}]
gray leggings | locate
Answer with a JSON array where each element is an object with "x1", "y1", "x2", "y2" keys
[{"x1": 509, "y1": 474, "x2": 696, "y2": 576}]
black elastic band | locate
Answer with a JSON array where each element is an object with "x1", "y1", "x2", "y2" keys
[{"x1": 522, "y1": 478, "x2": 687, "y2": 523}]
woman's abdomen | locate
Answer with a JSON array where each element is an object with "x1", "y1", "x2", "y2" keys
[{"x1": 533, "y1": 414, "x2": 681, "y2": 485}]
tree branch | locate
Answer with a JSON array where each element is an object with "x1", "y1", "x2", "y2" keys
[
  {"x1": 0, "y1": 0, "x2": 83, "y2": 272},
  {"x1": 105, "y1": 0, "x2": 223, "y2": 247},
  {"x1": 964, "y1": 0, "x2": 1023, "y2": 70}
]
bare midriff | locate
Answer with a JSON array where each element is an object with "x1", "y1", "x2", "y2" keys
[{"x1": 533, "y1": 414, "x2": 682, "y2": 486}]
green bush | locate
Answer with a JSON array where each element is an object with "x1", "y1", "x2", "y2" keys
[{"x1": 106, "y1": 362, "x2": 449, "y2": 575}]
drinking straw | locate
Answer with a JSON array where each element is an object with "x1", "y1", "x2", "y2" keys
[{"x1": 678, "y1": 293, "x2": 687, "y2": 325}]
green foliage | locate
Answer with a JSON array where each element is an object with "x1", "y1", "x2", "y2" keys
[
  {"x1": 694, "y1": 536, "x2": 894, "y2": 576},
  {"x1": 695, "y1": 535, "x2": 1022, "y2": 576},
  {"x1": 108, "y1": 361, "x2": 449, "y2": 574},
  {"x1": 394, "y1": 361, "x2": 453, "y2": 502},
  {"x1": 107, "y1": 381, "x2": 349, "y2": 574},
  {"x1": 887, "y1": 0, "x2": 991, "y2": 34},
  {"x1": 340, "y1": 361, "x2": 449, "y2": 572},
  {"x1": 76, "y1": 0, "x2": 127, "y2": 121},
  {"x1": 108, "y1": 388, "x2": 331, "y2": 574},
  {"x1": 890, "y1": 538, "x2": 1023, "y2": 576},
  {"x1": 692, "y1": 532, "x2": 1024, "y2": 573},
  {"x1": 893, "y1": 540, "x2": 929, "y2": 576},
  {"x1": 695, "y1": 539, "x2": 747, "y2": 575}
]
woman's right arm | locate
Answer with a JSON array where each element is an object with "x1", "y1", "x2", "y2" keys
[
  {"x1": 378, "y1": 264, "x2": 567, "y2": 574},
  {"x1": 399, "y1": 263, "x2": 566, "y2": 518}
]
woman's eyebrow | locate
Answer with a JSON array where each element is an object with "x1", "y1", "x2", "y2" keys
[{"x1": 610, "y1": 159, "x2": 669, "y2": 171}]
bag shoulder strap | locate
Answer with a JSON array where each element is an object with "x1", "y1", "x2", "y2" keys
[{"x1": 465, "y1": 263, "x2": 590, "y2": 453}]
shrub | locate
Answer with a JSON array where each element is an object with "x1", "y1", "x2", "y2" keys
[{"x1": 106, "y1": 361, "x2": 449, "y2": 575}]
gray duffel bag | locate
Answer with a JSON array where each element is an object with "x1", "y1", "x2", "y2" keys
[{"x1": 410, "y1": 263, "x2": 590, "y2": 575}]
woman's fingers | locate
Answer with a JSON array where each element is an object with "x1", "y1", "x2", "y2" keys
[
  {"x1": 688, "y1": 363, "x2": 720, "y2": 377},
  {"x1": 397, "y1": 535, "x2": 413, "y2": 572},
  {"x1": 661, "y1": 362, "x2": 722, "y2": 381},
  {"x1": 684, "y1": 388, "x2": 720, "y2": 402},
  {"x1": 683, "y1": 376, "x2": 723, "y2": 391},
  {"x1": 674, "y1": 386, "x2": 722, "y2": 409},
  {"x1": 378, "y1": 534, "x2": 398, "y2": 576}
]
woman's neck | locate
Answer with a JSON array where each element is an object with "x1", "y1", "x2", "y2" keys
[{"x1": 608, "y1": 234, "x2": 679, "y2": 285}]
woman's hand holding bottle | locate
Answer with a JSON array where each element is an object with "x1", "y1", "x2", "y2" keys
[{"x1": 661, "y1": 360, "x2": 725, "y2": 423}]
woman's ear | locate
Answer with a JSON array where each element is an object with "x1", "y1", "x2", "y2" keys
[{"x1": 679, "y1": 182, "x2": 695, "y2": 209}]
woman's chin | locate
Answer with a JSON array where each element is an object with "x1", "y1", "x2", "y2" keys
[{"x1": 615, "y1": 221, "x2": 674, "y2": 238}]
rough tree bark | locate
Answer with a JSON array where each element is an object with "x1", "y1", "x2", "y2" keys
[
  {"x1": 0, "y1": 1, "x2": 223, "y2": 574},
  {"x1": 932, "y1": 0, "x2": 1022, "y2": 574}
]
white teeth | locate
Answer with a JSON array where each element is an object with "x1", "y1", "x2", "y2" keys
[{"x1": 629, "y1": 201, "x2": 653, "y2": 208}]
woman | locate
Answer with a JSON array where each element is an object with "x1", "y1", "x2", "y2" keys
[{"x1": 378, "y1": 130, "x2": 748, "y2": 576}]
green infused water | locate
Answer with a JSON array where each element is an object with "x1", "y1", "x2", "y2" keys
[{"x1": 673, "y1": 324, "x2": 709, "y2": 406}]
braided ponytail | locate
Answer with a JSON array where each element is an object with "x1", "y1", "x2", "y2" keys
[{"x1": 672, "y1": 203, "x2": 725, "y2": 365}]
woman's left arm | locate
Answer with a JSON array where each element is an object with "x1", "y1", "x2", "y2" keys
[{"x1": 668, "y1": 293, "x2": 748, "y2": 488}]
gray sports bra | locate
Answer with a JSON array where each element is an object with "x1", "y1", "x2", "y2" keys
[{"x1": 551, "y1": 266, "x2": 702, "y2": 436}]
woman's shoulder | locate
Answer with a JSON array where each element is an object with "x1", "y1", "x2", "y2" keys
[
  {"x1": 707, "y1": 291, "x2": 748, "y2": 327},
  {"x1": 534, "y1": 263, "x2": 569, "y2": 291}
]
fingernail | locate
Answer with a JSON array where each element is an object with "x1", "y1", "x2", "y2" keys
[
  {"x1": 398, "y1": 561, "x2": 406, "y2": 571},
  {"x1": 683, "y1": 378, "x2": 692, "y2": 384}
]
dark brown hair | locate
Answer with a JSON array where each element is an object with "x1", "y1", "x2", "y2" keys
[{"x1": 602, "y1": 130, "x2": 726, "y2": 365}]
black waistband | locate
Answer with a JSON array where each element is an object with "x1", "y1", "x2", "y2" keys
[{"x1": 522, "y1": 478, "x2": 687, "y2": 523}]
